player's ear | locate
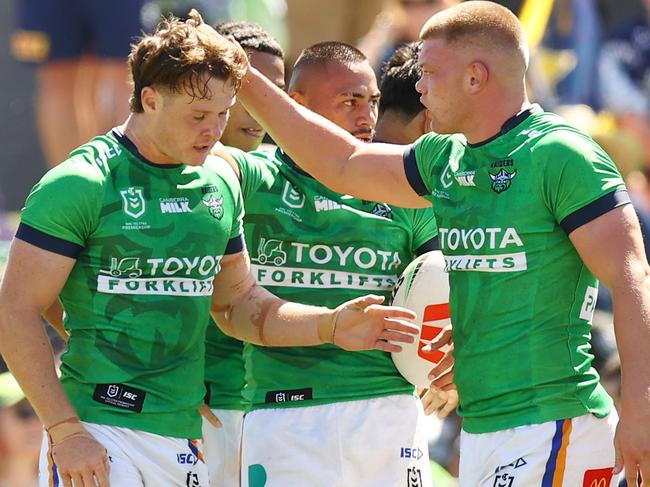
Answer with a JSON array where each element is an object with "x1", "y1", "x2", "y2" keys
[
  {"x1": 466, "y1": 61, "x2": 488, "y2": 94},
  {"x1": 140, "y1": 86, "x2": 159, "y2": 113}
]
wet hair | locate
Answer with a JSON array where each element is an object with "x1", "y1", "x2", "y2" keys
[
  {"x1": 420, "y1": 1, "x2": 528, "y2": 68},
  {"x1": 214, "y1": 20, "x2": 284, "y2": 59},
  {"x1": 379, "y1": 42, "x2": 425, "y2": 119},
  {"x1": 128, "y1": 9, "x2": 248, "y2": 113}
]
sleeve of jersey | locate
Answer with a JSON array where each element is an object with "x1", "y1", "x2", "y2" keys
[
  {"x1": 411, "y1": 207, "x2": 439, "y2": 255},
  {"x1": 16, "y1": 163, "x2": 101, "y2": 258},
  {"x1": 228, "y1": 147, "x2": 271, "y2": 201},
  {"x1": 541, "y1": 132, "x2": 630, "y2": 234},
  {"x1": 402, "y1": 133, "x2": 446, "y2": 202}
]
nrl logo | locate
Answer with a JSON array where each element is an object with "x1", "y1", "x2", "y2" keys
[
  {"x1": 489, "y1": 169, "x2": 517, "y2": 194},
  {"x1": 120, "y1": 187, "x2": 146, "y2": 218},
  {"x1": 202, "y1": 193, "x2": 224, "y2": 220}
]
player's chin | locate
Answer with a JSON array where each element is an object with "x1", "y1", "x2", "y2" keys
[{"x1": 187, "y1": 145, "x2": 212, "y2": 165}]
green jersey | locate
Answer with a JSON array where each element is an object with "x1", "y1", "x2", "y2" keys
[
  {"x1": 404, "y1": 106, "x2": 628, "y2": 433},
  {"x1": 17, "y1": 130, "x2": 244, "y2": 438},
  {"x1": 204, "y1": 147, "x2": 437, "y2": 410}
]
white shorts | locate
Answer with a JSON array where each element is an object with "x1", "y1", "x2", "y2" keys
[
  {"x1": 241, "y1": 394, "x2": 432, "y2": 487},
  {"x1": 201, "y1": 409, "x2": 245, "y2": 487},
  {"x1": 39, "y1": 422, "x2": 209, "y2": 487},
  {"x1": 458, "y1": 412, "x2": 619, "y2": 487}
]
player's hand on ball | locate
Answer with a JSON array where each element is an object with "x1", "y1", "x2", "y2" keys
[
  {"x1": 331, "y1": 295, "x2": 418, "y2": 352},
  {"x1": 51, "y1": 432, "x2": 110, "y2": 487}
]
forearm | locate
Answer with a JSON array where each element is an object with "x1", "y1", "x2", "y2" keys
[
  {"x1": 611, "y1": 267, "x2": 650, "y2": 402},
  {"x1": 238, "y1": 67, "x2": 362, "y2": 194},
  {"x1": 0, "y1": 307, "x2": 77, "y2": 427},
  {"x1": 214, "y1": 282, "x2": 332, "y2": 346}
]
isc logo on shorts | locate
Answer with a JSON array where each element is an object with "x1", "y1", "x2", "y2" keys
[{"x1": 177, "y1": 453, "x2": 199, "y2": 465}]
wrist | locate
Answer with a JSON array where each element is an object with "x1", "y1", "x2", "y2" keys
[
  {"x1": 47, "y1": 416, "x2": 88, "y2": 445},
  {"x1": 317, "y1": 306, "x2": 344, "y2": 344}
]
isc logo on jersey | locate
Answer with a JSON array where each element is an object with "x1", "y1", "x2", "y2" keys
[{"x1": 390, "y1": 251, "x2": 451, "y2": 387}]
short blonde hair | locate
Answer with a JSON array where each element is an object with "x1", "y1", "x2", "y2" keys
[
  {"x1": 128, "y1": 9, "x2": 248, "y2": 113},
  {"x1": 420, "y1": 1, "x2": 528, "y2": 67}
]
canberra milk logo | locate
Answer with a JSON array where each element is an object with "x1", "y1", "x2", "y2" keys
[
  {"x1": 160, "y1": 197, "x2": 191, "y2": 214},
  {"x1": 314, "y1": 195, "x2": 342, "y2": 212},
  {"x1": 120, "y1": 187, "x2": 146, "y2": 218},
  {"x1": 439, "y1": 227, "x2": 527, "y2": 272},
  {"x1": 454, "y1": 171, "x2": 476, "y2": 187},
  {"x1": 489, "y1": 169, "x2": 517, "y2": 194}
]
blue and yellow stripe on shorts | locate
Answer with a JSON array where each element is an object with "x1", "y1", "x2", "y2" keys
[
  {"x1": 541, "y1": 418, "x2": 573, "y2": 487},
  {"x1": 46, "y1": 434, "x2": 61, "y2": 487}
]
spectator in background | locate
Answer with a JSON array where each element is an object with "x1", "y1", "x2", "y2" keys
[
  {"x1": 11, "y1": 0, "x2": 146, "y2": 167},
  {"x1": 598, "y1": 0, "x2": 650, "y2": 168},
  {"x1": 358, "y1": 0, "x2": 459, "y2": 75},
  {"x1": 0, "y1": 372, "x2": 40, "y2": 487}
]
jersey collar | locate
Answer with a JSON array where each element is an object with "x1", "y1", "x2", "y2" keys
[
  {"x1": 111, "y1": 128, "x2": 184, "y2": 169},
  {"x1": 466, "y1": 104, "x2": 542, "y2": 149}
]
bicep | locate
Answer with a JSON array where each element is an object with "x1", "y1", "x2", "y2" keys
[
  {"x1": 0, "y1": 238, "x2": 76, "y2": 313},
  {"x1": 569, "y1": 204, "x2": 648, "y2": 290},
  {"x1": 345, "y1": 144, "x2": 431, "y2": 208}
]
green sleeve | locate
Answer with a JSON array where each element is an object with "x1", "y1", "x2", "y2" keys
[
  {"x1": 20, "y1": 158, "x2": 103, "y2": 246},
  {"x1": 539, "y1": 131, "x2": 628, "y2": 226},
  {"x1": 228, "y1": 147, "x2": 275, "y2": 201},
  {"x1": 410, "y1": 207, "x2": 439, "y2": 253},
  {"x1": 408, "y1": 133, "x2": 458, "y2": 202}
]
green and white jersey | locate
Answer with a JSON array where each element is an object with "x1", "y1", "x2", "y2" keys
[
  {"x1": 17, "y1": 130, "x2": 244, "y2": 439},
  {"x1": 205, "y1": 147, "x2": 437, "y2": 410},
  {"x1": 204, "y1": 323, "x2": 248, "y2": 410},
  {"x1": 404, "y1": 105, "x2": 628, "y2": 433}
]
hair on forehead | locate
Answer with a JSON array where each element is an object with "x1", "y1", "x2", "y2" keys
[
  {"x1": 294, "y1": 41, "x2": 367, "y2": 71},
  {"x1": 420, "y1": 1, "x2": 528, "y2": 62},
  {"x1": 214, "y1": 20, "x2": 284, "y2": 59},
  {"x1": 128, "y1": 9, "x2": 248, "y2": 113}
]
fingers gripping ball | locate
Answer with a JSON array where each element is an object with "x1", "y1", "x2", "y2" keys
[{"x1": 390, "y1": 251, "x2": 452, "y2": 387}]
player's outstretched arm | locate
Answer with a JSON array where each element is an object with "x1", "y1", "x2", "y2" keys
[
  {"x1": 237, "y1": 66, "x2": 429, "y2": 208},
  {"x1": 0, "y1": 239, "x2": 109, "y2": 486},
  {"x1": 211, "y1": 250, "x2": 419, "y2": 351},
  {"x1": 569, "y1": 203, "x2": 650, "y2": 486}
]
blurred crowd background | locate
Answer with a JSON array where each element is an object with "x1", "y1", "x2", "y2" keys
[{"x1": 0, "y1": 0, "x2": 646, "y2": 485}]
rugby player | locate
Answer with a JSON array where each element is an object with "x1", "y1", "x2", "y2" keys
[
  {"x1": 202, "y1": 20, "x2": 285, "y2": 487},
  {"x1": 212, "y1": 40, "x2": 444, "y2": 487},
  {"x1": 0, "y1": 12, "x2": 418, "y2": 487},
  {"x1": 233, "y1": 2, "x2": 650, "y2": 486}
]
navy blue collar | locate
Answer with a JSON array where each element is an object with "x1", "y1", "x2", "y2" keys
[{"x1": 466, "y1": 105, "x2": 541, "y2": 148}]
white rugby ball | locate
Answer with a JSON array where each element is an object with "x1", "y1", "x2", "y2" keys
[{"x1": 390, "y1": 250, "x2": 451, "y2": 387}]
